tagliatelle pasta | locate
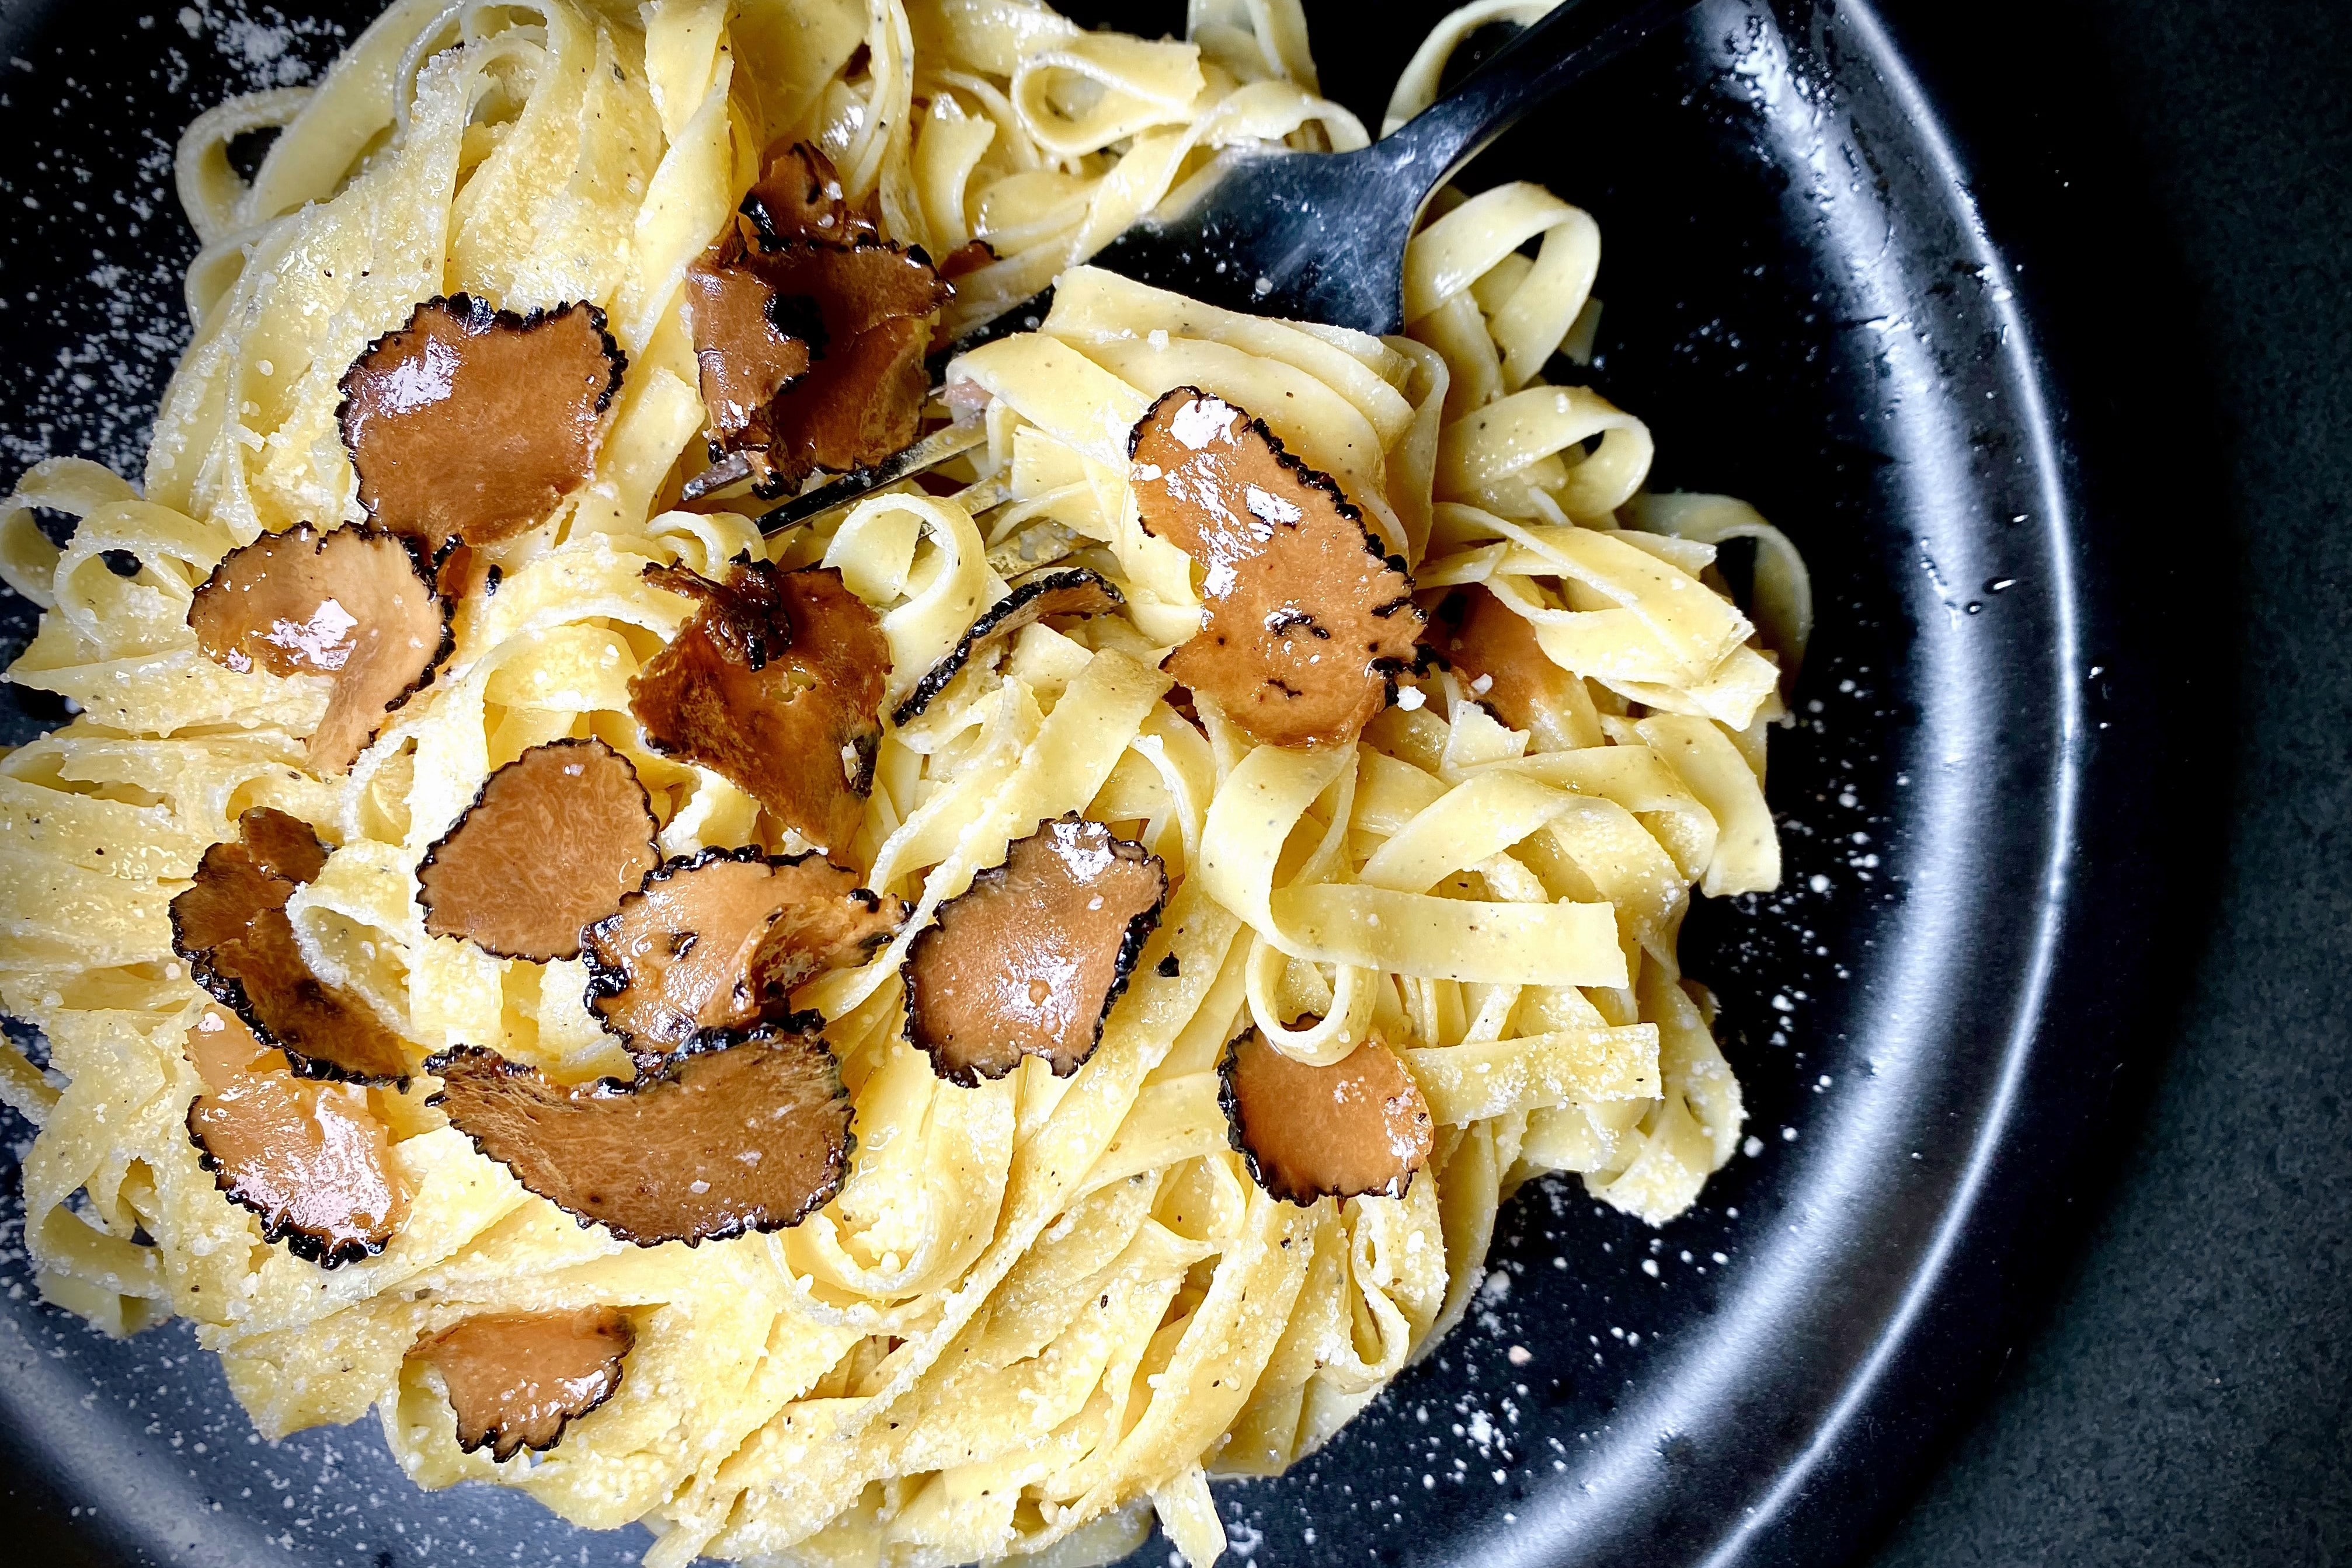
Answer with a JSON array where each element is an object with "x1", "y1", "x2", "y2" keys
[{"x1": 0, "y1": 1, "x2": 1811, "y2": 1563}]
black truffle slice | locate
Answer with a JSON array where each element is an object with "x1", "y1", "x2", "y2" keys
[
  {"x1": 183, "y1": 1004, "x2": 409, "y2": 1267},
  {"x1": 409, "y1": 1307, "x2": 634, "y2": 1461},
  {"x1": 687, "y1": 141, "x2": 932, "y2": 500},
  {"x1": 935, "y1": 238, "x2": 996, "y2": 282},
  {"x1": 630, "y1": 560, "x2": 890, "y2": 858},
  {"x1": 739, "y1": 237, "x2": 948, "y2": 492},
  {"x1": 1130, "y1": 387, "x2": 1424, "y2": 750},
  {"x1": 681, "y1": 215, "x2": 949, "y2": 498},
  {"x1": 238, "y1": 804, "x2": 330, "y2": 883},
  {"x1": 1219, "y1": 1029, "x2": 1435, "y2": 1206},
  {"x1": 1430, "y1": 584, "x2": 1590, "y2": 748},
  {"x1": 338, "y1": 295, "x2": 625, "y2": 552},
  {"x1": 426, "y1": 1025, "x2": 854, "y2": 1246},
  {"x1": 416, "y1": 738, "x2": 660, "y2": 962},
  {"x1": 170, "y1": 807, "x2": 412, "y2": 1084},
  {"x1": 431, "y1": 542, "x2": 505, "y2": 604},
  {"x1": 890, "y1": 567, "x2": 1123, "y2": 727},
  {"x1": 684, "y1": 242, "x2": 816, "y2": 449},
  {"x1": 168, "y1": 810, "x2": 326, "y2": 961},
  {"x1": 580, "y1": 846, "x2": 902, "y2": 1061},
  {"x1": 740, "y1": 141, "x2": 874, "y2": 246},
  {"x1": 187, "y1": 521, "x2": 451, "y2": 773},
  {"x1": 902, "y1": 814, "x2": 1167, "y2": 1086}
]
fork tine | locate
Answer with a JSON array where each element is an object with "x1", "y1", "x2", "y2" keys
[
  {"x1": 679, "y1": 451, "x2": 756, "y2": 505},
  {"x1": 756, "y1": 423, "x2": 990, "y2": 541}
]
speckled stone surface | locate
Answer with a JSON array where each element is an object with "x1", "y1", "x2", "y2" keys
[{"x1": 1871, "y1": 0, "x2": 2352, "y2": 1563}]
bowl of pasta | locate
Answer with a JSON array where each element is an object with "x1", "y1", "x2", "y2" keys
[{"x1": 0, "y1": 1, "x2": 2170, "y2": 1566}]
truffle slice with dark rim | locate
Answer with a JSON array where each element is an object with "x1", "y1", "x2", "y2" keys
[
  {"x1": 184, "y1": 1004, "x2": 409, "y2": 1267},
  {"x1": 740, "y1": 141, "x2": 874, "y2": 246},
  {"x1": 409, "y1": 1308, "x2": 633, "y2": 1461},
  {"x1": 934, "y1": 238, "x2": 996, "y2": 282},
  {"x1": 432, "y1": 542, "x2": 505, "y2": 604},
  {"x1": 170, "y1": 807, "x2": 412, "y2": 1084},
  {"x1": 580, "y1": 846, "x2": 901, "y2": 1060},
  {"x1": 684, "y1": 231, "x2": 949, "y2": 497},
  {"x1": 426, "y1": 1025, "x2": 853, "y2": 1246},
  {"x1": 891, "y1": 567, "x2": 1123, "y2": 727},
  {"x1": 741, "y1": 238, "x2": 949, "y2": 492},
  {"x1": 1129, "y1": 387, "x2": 1424, "y2": 749},
  {"x1": 1219, "y1": 1028, "x2": 1434, "y2": 1205},
  {"x1": 1432, "y1": 583, "x2": 1599, "y2": 751},
  {"x1": 630, "y1": 561, "x2": 890, "y2": 858},
  {"x1": 687, "y1": 142, "x2": 944, "y2": 498},
  {"x1": 416, "y1": 738, "x2": 661, "y2": 962},
  {"x1": 238, "y1": 803, "x2": 331, "y2": 883},
  {"x1": 187, "y1": 521, "x2": 451, "y2": 773},
  {"x1": 903, "y1": 814, "x2": 1167, "y2": 1086},
  {"x1": 684, "y1": 239, "x2": 816, "y2": 451},
  {"x1": 338, "y1": 295, "x2": 625, "y2": 552}
]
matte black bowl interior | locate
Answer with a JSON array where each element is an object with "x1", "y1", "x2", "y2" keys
[{"x1": 0, "y1": 1, "x2": 2178, "y2": 1564}]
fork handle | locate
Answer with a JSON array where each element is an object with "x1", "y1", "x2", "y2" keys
[{"x1": 1377, "y1": 0, "x2": 1696, "y2": 197}]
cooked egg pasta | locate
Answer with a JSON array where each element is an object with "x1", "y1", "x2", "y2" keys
[{"x1": 0, "y1": 0, "x2": 1808, "y2": 1563}]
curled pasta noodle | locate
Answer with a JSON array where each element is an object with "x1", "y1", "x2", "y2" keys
[
  {"x1": 172, "y1": 86, "x2": 316, "y2": 248},
  {"x1": 1628, "y1": 489, "x2": 1815, "y2": 685},
  {"x1": 1382, "y1": 0, "x2": 1559, "y2": 134},
  {"x1": 0, "y1": 1, "x2": 1813, "y2": 1564}
]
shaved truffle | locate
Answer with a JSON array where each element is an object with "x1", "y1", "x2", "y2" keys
[
  {"x1": 410, "y1": 1308, "x2": 634, "y2": 1461},
  {"x1": 1434, "y1": 584, "x2": 1587, "y2": 748},
  {"x1": 935, "y1": 239, "x2": 996, "y2": 282},
  {"x1": 238, "y1": 804, "x2": 330, "y2": 883},
  {"x1": 1219, "y1": 1029, "x2": 1434, "y2": 1205},
  {"x1": 749, "y1": 239, "x2": 948, "y2": 479},
  {"x1": 903, "y1": 814, "x2": 1167, "y2": 1086},
  {"x1": 183, "y1": 1005, "x2": 409, "y2": 1266},
  {"x1": 581, "y1": 846, "x2": 901, "y2": 1059},
  {"x1": 167, "y1": 810, "x2": 326, "y2": 958},
  {"x1": 743, "y1": 876, "x2": 900, "y2": 1017},
  {"x1": 684, "y1": 224, "x2": 949, "y2": 496},
  {"x1": 427, "y1": 1026, "x2": 854, "y2": 1245},
  {"x1": 700, "y1": 145, "x2": 883, "y2": 470},
  {"x1": 339, "y1": 295, "x2": 625, "y2": 552},
  {"x1": 1130, "y1": 388, "x2": 1423, "y2": 749},
  {"x1": 741, "y1": 142, "x2": 874, "y2": 246},
  {"x1": 171, "y1": 808, "x2": 411, "y2": 1084},
  {"x1": 892, "y1": 568, "x2": 1123, "y2": 726},
  {"x1": 416, "y1": 739, "x2": 660, "y2": 962},
  {"x1": 630, "y1": 561, "x2": 890, "y2": 856},
  {"x1": 188, "y1": 522, "x2": 451, "y2": 772},
  {"x1": 684, "y1": 248, "x2": 816, "y2": 447},
  {"x1": 433, "y1": 543, "x2": 502, "y2": 603}
]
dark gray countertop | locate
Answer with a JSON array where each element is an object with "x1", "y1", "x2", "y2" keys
[{"x1": 1876, "y1": 1, "x2": 2352, "y2": 1562}]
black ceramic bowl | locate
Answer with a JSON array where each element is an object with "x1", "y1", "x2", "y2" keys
[{"x1": 0, "y1": 1, "x2": 2183, "y2": 1564}]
